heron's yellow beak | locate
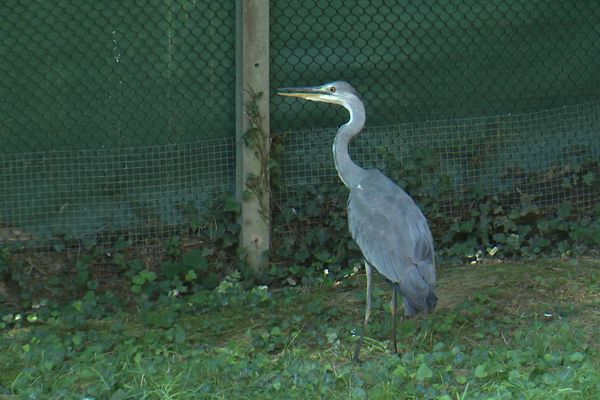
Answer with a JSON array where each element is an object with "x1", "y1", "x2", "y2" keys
[{"x1": 276, "y1": 85, "x2": 334, "y2": 103}]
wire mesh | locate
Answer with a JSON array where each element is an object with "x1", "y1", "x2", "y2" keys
[
  {"x1": 274, "y1": 100, "x2": 600, "y2": 217},
  {"x1": 0, "y1": 1, "x2": 236, "y2": 251},
  {"x1": 0, "y1": 1, "x2": 599, "y2": 256},
  {"x1": 0, "y1": 138, "x2": 235, "y2": 248}
]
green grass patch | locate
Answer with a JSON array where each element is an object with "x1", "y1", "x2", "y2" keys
[{"x1": 2, "y1": 260, "x2": 600, "y2": 399}]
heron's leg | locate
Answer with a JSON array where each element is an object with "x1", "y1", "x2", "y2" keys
[
  {"x1": 390, "y1": 288, "x2": 398, "y2": 354},
  {"x1": 353, "y1": 261, "x2": 372, "y2": 362}
]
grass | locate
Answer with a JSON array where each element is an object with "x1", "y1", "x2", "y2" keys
[{"x1": 2, "y1": 259, "x2": 600, "y2": 399}]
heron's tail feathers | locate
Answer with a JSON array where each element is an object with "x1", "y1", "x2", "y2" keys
[
  {"x1": 396, "y1": 263, "x2": 437, "y2": 317},
  {"x1": 426, "y1": 290, "x2": 438, "y2": 312},
  {"x1": 402, "y1": 289, "x2": 437, "y2": 317},
  {"x1": 402, "y1": 297, "x2": 419, "y2": 317}
]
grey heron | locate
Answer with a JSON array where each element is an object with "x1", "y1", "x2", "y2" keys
[{"x1": 277, "y1": 81, "x2": 437, "y2": 361}]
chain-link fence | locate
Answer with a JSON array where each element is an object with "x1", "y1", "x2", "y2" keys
[
  {"x1": 1, "y1": 1, "x2": 236, "y2": 249},
  {"x1": 271, "y1": 0, "x2": 600, "y2": 220},
  {"x1": 1, "y1": 1, "x2": 599, "y2": 254},
  {"x1": 271, "y1": 0, "x2": 600, "y2": 130},
  {"x1": 1, "y1": 1, "x2": 236, "y2": 153}
]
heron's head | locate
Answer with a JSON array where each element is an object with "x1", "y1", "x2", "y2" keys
[{"x1": 276, "y1": 81, "x2": 360, "y2": 107}]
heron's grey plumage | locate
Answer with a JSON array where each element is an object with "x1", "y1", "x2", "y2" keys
[
  {"x1": 348, "y1": 169, "x2": 437, "y2": 315},
  {"x1": 277, "y1": 80, "x2": 437, "y2": 362}
]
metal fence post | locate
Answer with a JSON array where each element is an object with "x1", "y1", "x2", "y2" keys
[{"x1": 236, "y1": 0, "x2": 270, "y2": 271}]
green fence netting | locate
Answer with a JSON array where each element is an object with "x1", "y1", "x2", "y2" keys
[
  {"x1": 1, "y1": 0, "x2": 236, "y2": 153},
  {"x1": 271, "y1": 0, "x2": 600, "y2": 130},
  {"x1": 271, "y1": 0, "x2": 600, "y2": 225},
  {"x1": 0, "y1": 139, "x2": 235, "y2": 246},
  {"x1": 1, "y1": 0, "x2": 599, "y2": 252},
  {"x1": 1, "y1": 1, "x2": 236, "y2": 248},
  {"x1": 274, "y1": 101, "x2": 600, "y2": 217}
]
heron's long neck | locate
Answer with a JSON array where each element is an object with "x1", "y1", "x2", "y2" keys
[{"x1": 333, "y1": 99, "x2": 366, "y2": 189}]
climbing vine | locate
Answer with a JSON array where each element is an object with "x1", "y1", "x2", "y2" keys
[{"x1": 242, "y1": 88, "x2": 271, "y2": 223}]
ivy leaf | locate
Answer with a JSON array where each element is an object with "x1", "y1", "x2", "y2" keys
[
  {"x1": 561, "y1": 176, "x2": 573, "y2": 189},
  {"x1": 569, "y1": 352, "x2": 584, "y2": 362},
  {"x1": 223, "y1": 195, "x2": 242, "y2": 213},
  {"x1": 182, "y1": 250, "x2": 208, "y2": 272},
  {"x1": 393, "y1": 365, "x2": 407, "y2": 378},
  {"x1": 416, "y1": 363, "x2": 433, "y2": 380},
  {"x1": 185, "y1": 269, "x2": 198, "y2": 282},
  {"x1": 315, "y1": 250, "x2": 333, "y2": 263},
  {"x1": 506, "y1": 234, "x2": 520, "y2": 248},
  {"x1": 459, "y1": 219, "x2": 475, "y2": 232},
  {"x1": 493, "y1": 232, "x2": 506, "y2": 243},
  {"x1": 72, "y1": 332, "x2": 84, "y2": 346},
  {"x1": 173, "y1": 325, "x2": 186, "y2": 344},
  {"x1": 537, "y1": 238, "x2": 550, "y2": 248},
  {"x1": 143, "y1": 309, "x2": 175, "y2": 328},
  {"x1": 140, "y1": 270, "x2": 157, "y2": 282},
  {"x1": 557, "y1": 202, "x2": 572, "y2": 220},
  {"x1": 474, "y1": 364, "x2": 488, "y2": 378},
  {"x1": 416, "y1": 147, "x2": 437, "y2": 169},
  {"x1": 161, "y1": 261, "x2": 185, "y2": 279},
  {"x1": 132, "y1": 275, "x2": 145, "y2": 285},
  {"x1": 351, "y1": 387, "x2": 367, "y2": 399}
]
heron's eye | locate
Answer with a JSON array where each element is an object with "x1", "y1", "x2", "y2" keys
[{"x1": 329, "y1": 86, "x2": 336, "y2": 93}]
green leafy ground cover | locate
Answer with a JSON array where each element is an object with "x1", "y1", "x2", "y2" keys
[{"x1": 2, "y1": 259, "x2": 600, "y2": 399}]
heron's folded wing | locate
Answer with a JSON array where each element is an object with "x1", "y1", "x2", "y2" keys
[{"x1": 348, "y1": 188, "x2": 436, "y2": 307}]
